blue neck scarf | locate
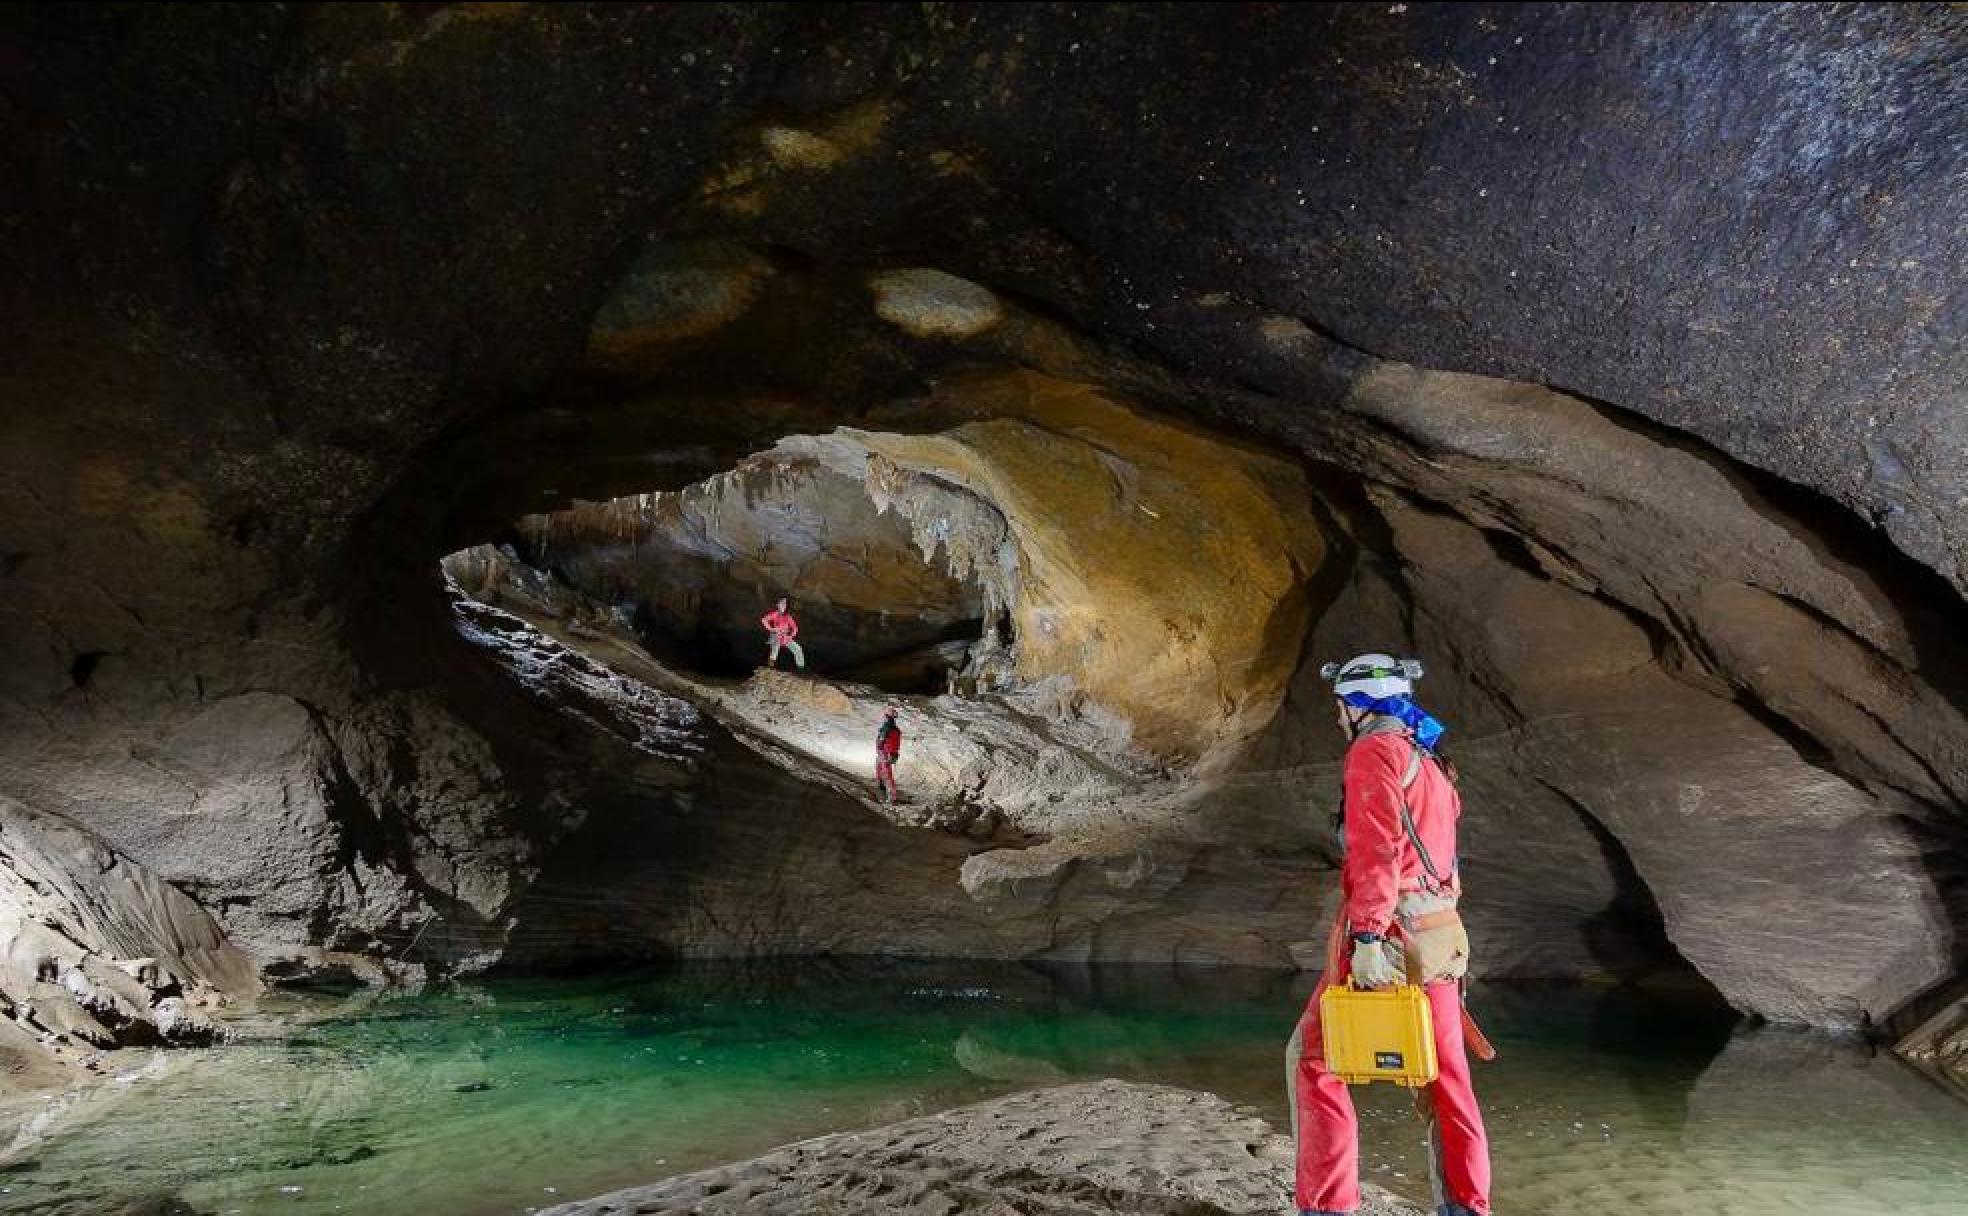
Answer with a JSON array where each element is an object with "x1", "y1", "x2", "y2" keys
[{"x1": 1342, "y1": 692, "x2": 1447, "y2": 751}]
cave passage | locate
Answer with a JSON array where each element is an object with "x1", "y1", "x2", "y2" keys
[
  {"x1": 436, "y1": 386, "x2": 1340, "y2": 835},
  {"x1": 6, "y1": 6, "x2": 1967, "y2": 1216},
  {"x1": 446, "y1": 454, "x2": 998, "y2": 696}
]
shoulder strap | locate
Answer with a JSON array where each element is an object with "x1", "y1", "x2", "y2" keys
[{"x1": 1396, "y1": 741, "x2": 1453, "y2": 890}]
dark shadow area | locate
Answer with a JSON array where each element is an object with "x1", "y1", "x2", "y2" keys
[
  {"x1": 624, "y1": 595, "x2": 984, "y2": 694},
  {"x1": 1469, "y1": 979, "x2": 1739, "y2": 1137},
  {"x1": 491, "y1": 730, "x2": 991, "y2": 974},
  {"x1": 1540, "y1": 779, "x2": 1730, "y2": 1001},
  {"x1": 819, "y1": 620, "x2": 987, "y2": 693},
  {"x1": 67, "y1": 649, "x2": 105, "y2": 688}
]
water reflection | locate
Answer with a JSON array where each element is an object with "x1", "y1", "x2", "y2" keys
[
  {"x1": 1473, "y1": 982, "x2": 1738, "y2": 1138},
  {"x1": 0, "y1": 961, "x2": 1961, "y2": 1216}
]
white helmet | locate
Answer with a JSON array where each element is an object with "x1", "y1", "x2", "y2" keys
[{"x1": 1320, "y1": 652, "x2": 1424, "y2": 701}]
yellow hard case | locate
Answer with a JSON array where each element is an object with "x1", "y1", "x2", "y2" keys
[{"x1": 1319, "y1": 983, "x2": 1439, "y2": 1087}]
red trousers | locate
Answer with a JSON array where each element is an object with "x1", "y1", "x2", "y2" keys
[
  {"x1": 1288, "y1": 974, "x2": 1491, "y2": 1214},
  {"x1": 875, "y1": 756, "x2": 898, "y2": 798}
]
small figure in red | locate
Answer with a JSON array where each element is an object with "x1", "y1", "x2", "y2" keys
[
  {"x1": 760, "y1": 597, "x2": 804, "y2": 670},
  {"x1": 874, "y1": 707, "x2": 903, "y2": 805}
]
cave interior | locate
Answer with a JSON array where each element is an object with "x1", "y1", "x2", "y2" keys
[{"x1": 0, "y1": 2, "x2": 1963, "y2": 1112}]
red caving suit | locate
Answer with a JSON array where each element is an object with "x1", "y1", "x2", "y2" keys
[
  {"x1": 875, "y1": 719, "x2": 902, "y2": 800},
  {"x1": 761, "y1": 608, "x2": 799, "y2": 641},
  {"x1": 1289, "y1": 726, "x2": 1491, "y2": 1215}
]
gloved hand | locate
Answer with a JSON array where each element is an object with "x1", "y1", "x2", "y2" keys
[{"x1": 1349, "y1": 937, "x2": 1401, "y2": 990}]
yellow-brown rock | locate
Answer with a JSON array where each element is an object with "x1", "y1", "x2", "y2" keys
[{"x1": 852, "y1": 370, "x2": 1323, "y2": 766}]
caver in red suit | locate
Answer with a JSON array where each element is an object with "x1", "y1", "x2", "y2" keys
[
  {"x1": 874, "y1": 710, "x2": 902, "y2": 804},
  {"x1": 760, "y1": 601, "x2": 804, "y2": 669},
  {"x1": 1290, "y1": 654, "x2": 1491, "y2": 1216}
]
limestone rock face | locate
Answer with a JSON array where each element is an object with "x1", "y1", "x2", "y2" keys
[
  {"x1": 1327, "y1": 364, "x2": 1968, "y2": 815},
  {"x1": 0, "y1": 796, "x2": 252, "y2": 1067},
  {"x1": 490, "y1": 372, "x2": 1327, "y2": 768},
  {"x1": 489, "y1": 459, "x2": 988, "y2": 684},
  {"x1": 0, "y1": 2, "x2": 1961, "y2": 1077},
  {"x1": 450, "y1": 578, "x2": 1333, "y2": 971},
  {"x1": 1898, "y1": 989, "x2": 1968, "y2": 1099},
  {"x1": 1374, "y1": 500, "x2": 1950, "y2": 1029},
  {"x1": 109, "y1": 692, "x2": 345, "y2": 955},
  {"x1": 833, "y1": 372, "x2": 1327, "y2": 766}
]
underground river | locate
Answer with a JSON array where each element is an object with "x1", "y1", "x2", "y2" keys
[
  {"x1": 4, "y1": 9, "x2": 1968, "y2": 1216},
  {"x1": 3, "y1": 961, "x2": 1963, "y2": 1216}
]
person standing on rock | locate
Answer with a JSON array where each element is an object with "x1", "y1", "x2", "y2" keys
[
  {"x1": 1289, "y1": 653, "x2": 1492, "y2": 1216},
  {"x1": 760, "y1": 597, "x2": 804, "y2": 670},
  {"x1": 874, "y1": 707, "x2": 903, "y2": 804}
]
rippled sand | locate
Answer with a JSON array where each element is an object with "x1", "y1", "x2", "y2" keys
[{"x1": 541, "y1": 1079, "x2": 1424, "y2": 1216}]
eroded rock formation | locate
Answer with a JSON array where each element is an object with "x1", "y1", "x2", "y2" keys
[
  {"x1": 0, "y1": 2, "x2": 1961, "y2": 1084},
  {"x1": 0, "y1": 796, "x2": 249, "y2": 1080},
  {"x1": 1898, "y1": 990, "x2": 1968, "y2": 1100},
  {"x1": 473, "y1": 372, "x2": 1325, "y2": 765},
  {"x1": 480, "y1": 458, "x2": 989, "y2": 686}
]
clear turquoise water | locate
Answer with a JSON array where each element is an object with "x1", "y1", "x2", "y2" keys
[{"x1": 1, "y1": 960, "x2": 1963, "y2": 1215}]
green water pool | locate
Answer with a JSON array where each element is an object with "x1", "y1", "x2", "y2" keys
[{"x1": 1, "y1": 960, "x2": 1963, "y2": 1215}]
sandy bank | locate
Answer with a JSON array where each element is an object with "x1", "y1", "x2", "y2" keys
[{"x1": 542, "y1": 1079, "x2": 1425, "y2": 1215}]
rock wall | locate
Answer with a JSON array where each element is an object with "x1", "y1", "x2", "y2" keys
[
  {"x1": 1898, "y1": 989, "x2": 1968, "y2": 1100},
  {"x1": 0, "y1": 3, "x2": 1960, "y2": 1080},
  {"x1": 443, "y1": 578, "x2": 1337, "y2": 973},
  {"x1": 821, "y1": 371, "x2": 1328, "y2": 766},
  {"x1": 447, "y1": 370, "x2": 1959, "y2": 1033},
  {"x1": 0, "y1": 796, "x2": 251, "y2": 1078},
  {"x1": 1307, "y1": 495, "x2": 1949, "y2": 1028}
]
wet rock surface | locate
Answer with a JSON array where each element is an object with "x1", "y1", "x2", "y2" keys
[
  {"x1": 540, "y1": 1079, "x2": 1425, "y2": 1216},
  {"x1": 1897, "y1": 988, "x2": 1968, "y2": 1099}
]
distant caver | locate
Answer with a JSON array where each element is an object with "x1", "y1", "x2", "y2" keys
[
  {"x1": 875, "y1": 706, "x2": 904, "y2": 805},
  {"x1": 761, "y1": 597, "x2": 805, "y2": 671}
]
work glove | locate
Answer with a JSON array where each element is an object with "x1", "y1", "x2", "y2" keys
[{"x1": 1349, "y1": 937, "x2": 1401, "y2": 990}]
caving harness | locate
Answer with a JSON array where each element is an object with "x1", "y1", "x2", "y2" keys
[{"x1": 1396, "y1": 743, "x2": 1458, "y2": 897}]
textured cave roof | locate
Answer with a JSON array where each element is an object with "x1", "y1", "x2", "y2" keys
[{"x1": 1, "y1": 2, "x2": 1961, "y2": 593}]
